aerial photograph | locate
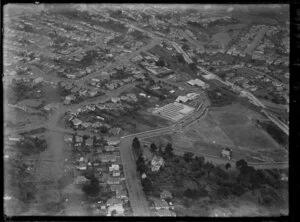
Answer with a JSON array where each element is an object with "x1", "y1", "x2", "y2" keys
[{"x1": 3, "y1": 4, "x2": 289, "y2": 217}]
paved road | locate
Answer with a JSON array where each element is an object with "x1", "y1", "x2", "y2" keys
[{"x1": 119, "y1": 136, "x2": 151, "y2": 216}]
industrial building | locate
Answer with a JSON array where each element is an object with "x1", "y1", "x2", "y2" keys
[{"x1": 153, "y1": 102, "x2": 195, "y2": 122}]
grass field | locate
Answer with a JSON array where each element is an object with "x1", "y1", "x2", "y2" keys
[{"x1": 144, "y1": 102, "x2": 287, "y2": 163}]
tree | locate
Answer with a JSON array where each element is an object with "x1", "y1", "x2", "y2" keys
[
  {"x1": 164, "y1": 143, "x2": 174, "y2": 157},
  {"x1": 195, "y1": 156, "x2": 205, "y2": 168},
  {"x1": 182, "y1": 43, "x2": 190, "y2": 51},
  {"x1": 150, "y1": 143, "x2": 158, "y2": 154},
  {"x1": 213, "y1": 166, "x2": 229, "y2": 180},
  {"x1": 141, "y1": 177, "x2": 153, "y2": 193},
  {"x1": 204, "y1": 161, "x2": 215, "y2": 178},
  {"x1": 183, "y1": 152, "x2": 194, "y2": 162},
  {"x1": 191, "y1": 158, "x2": 200, "y2": 171},
  {"x1": 155, "y1": 58, "x2": 165, "y2": 67},
  {"x1": 136, "y1": 156, "x2": 147, "y2": 173},
  {"x1": 236, "y1": 159, "x2": 248, "y2": 170},
  {"x1": 158, "y1": 147, "x2": 163, "y2": 156},
  {"x1": 100, "y1": 126, "x2": 108, "y2": 134},
  {"x1": 184, "y1": 188, "x2": 198, "y2": 199},
  {"x1": 132, "y1": 137, "x2": 142, "y2": 158},
  {"x1": 225, "y1": 163, "x2": 231, "y2": 170},
  {"x1": 216, "y1": 186, "x2": 230, "y2": 198},
  {"x1": 82, "y1": 177, "x2": 101, "y2": 197}
]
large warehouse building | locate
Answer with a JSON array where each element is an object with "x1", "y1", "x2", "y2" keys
[{"x1": 153, "y1": 102, "x2": 195, "y2": 122}]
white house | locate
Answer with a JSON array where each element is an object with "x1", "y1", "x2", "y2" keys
[
  {"x1": 107, "y1": 138, "x2": 120, "y2": 146},
  {"x1": 109, "y1": 164, "x2": 120, "y2": 172},
  {"x1": 113, "y1": 170, "x2": 121, "y2": 177},
  {"x1": 151, "y1": 156, "x2": 165, "y2": 172}
]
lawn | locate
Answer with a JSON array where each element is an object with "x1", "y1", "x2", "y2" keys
[{"x1": 220, "y1": 125, "x2": 280, "y2": 150}]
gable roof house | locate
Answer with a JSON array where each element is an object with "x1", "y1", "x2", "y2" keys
[
  {"x1": 101, "y1": 155, "x2": 117, "y2": 163},
  {"x1": 107, "y1": 138, "x2": 120, "y2": 146},
  {"x1": 107, "y1": 176, "x2": 121, "y2": 185},
  {"x1": 105, "y1": 145, "x2": 117, "y2": 152},
  {"x1": 109, "y1": 164, "x2": 120, "y2": 172},
  {"x1": 72, "y1": 118, "x2": 82, "y2": 127},
  {"x1": 113, "y1": 170, "x2": 121, "y2": 177},
  {"x1": 151, "y1": 155, "x2": 165, "y2": 172}
]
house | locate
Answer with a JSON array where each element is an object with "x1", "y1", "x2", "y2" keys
[
  {"x1": 72, "y1": 118, "x2": 82, "y2": 127},
  {"x1": 141, "y1": 173, "x2": 147, "y2": 179},
  {"x1": 221, "y1": 148, "x2": 232, "y2": 160},
  {"x1": 92, "y1": 122, "x2": 102, "y2": 128},
  {"x1": 79, "y1": 89, "x2": 88, "y2": 96},
  {"x1": 105, "y1": 146, "x2": 116, "y2": 152},
  {"x1": 187, "y1": 79, "x2": 207, "y2": 88},
  {"x1": 82, "y1": 122, "x2": 91, "y2": 128},
  {"x1": 64, "y1": 134, "x2": 73, "y2": 143},
  {"x1": 106, "y1": 197, "x2": 123, "y2": 206},
  {"x1": 64, "y1": 95, "x2": 76, "y2": 104},
  {"x1": 116, "y1": 190, "x2": 128, "y2": 199},
  {"x1": 109, "y1": 164, "x2": 120, "y2": 171},
  {"x1": 74, "y1": 135, "x2": 83, "y2": 146},
  {"x1": 96, "y1": 116, "x2": 105, "y2": 121},
  {"x1": 8, "y1": 134, "x2": 24, "y2": 142},
  {"x1": 107, "y1": 138, "x2": 120, "y2": 146},
  {"x1": 113, "y1": 170, "x2": 121, "y2": 177},
  {"x1": 33, "y1": 77, "x2": 44, "y2": 84},
  {"x1": 74, "y1": 175, "x2": 89, "y2": 184},
  {"x1": 139, "y1": 93, "x2": 147, "y2": 97},
  {"x1": 280, "y1": 173, "x2": 288, "y2": 181},
  {"x1": 107, "y1": 177, "x2": 121, "y2": 185},
  {"x1": 85, "y1": 138, "x2": 93, "y2": 147},
  {"x1": 66, "y1": 74, "x2": 76, "y2": 79},
  {"x1": 111, "y1": 97, "x2": 120, "y2": 103},
  {"x1": 156, "y1": 209, "x2": 173, "y2": 217},
  {"x1": 101, "y1": 155, "x2": 117, "y2": 163},
  {"x1": 152, "y1": 198, "x2": 169, "y2": 210},
  {"x1": 76, "y1": 162, "x2": 87, "y2": 171},
  {"x1": 160, "y1": 190, "x2": 173, "y2": 200},
  {"x1": 127, "y1": 93, "x2": 138, "y2": 102},
  {"x1": 109, "y1": 127, "x2": 122, "y2": 135},
  {"x1": 151, "y1": 155, "x2": 165, "y2": 172},
  {"x1": 44, "y1": 103, "x2": 59, "y2": 111},
  {"x1": 89, "y1": 89, "x2": 98, "y2": 97},
  {"x1": 107, "y1": 203, "x2": 124, "y2": 216}
]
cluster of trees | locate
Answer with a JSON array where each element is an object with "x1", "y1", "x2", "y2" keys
[
  {"x1": 207, "y1": 89, "x2": 236, "y2": 107},
  {"x1": 135, "y1": 139, "x2": 286, "y2": 207},
  {"x1": 15, "y1": 137, "x2": 47, "y2": 156},
  {"x1": 255, "y1": 120, "x2": 288, "y2": 147},
  {"x1": 7, "y1": 81, "x2": 40, "y2": 104},
  {"x1": 81, "y1": 174, "x2": 101, "y2": 197},
  {"x1": 150, "y1": 142, "x2": 174, "y2": 160}
]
